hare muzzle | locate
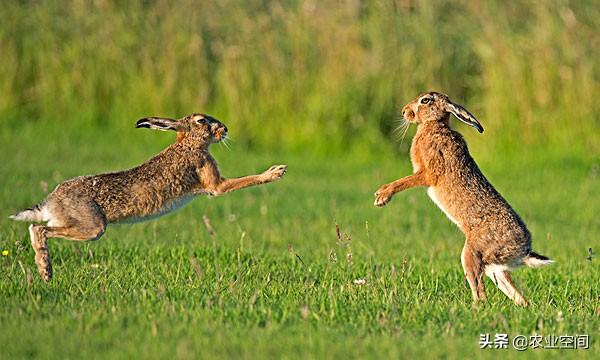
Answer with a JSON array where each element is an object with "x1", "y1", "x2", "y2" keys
[
  {"x1": 402, "y1": 107, "x2": 415, "y2": 122},
  {"x1": 212, "y1": 124, "x2": 227, "y2": 141}
]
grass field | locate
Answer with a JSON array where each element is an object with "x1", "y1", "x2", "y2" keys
[
  {"x1": 0, "y1": 121, "x2": 598, "y2": 359},
  {"x1": 1, "y1": 1, "x2": 599, "y2": 358}
]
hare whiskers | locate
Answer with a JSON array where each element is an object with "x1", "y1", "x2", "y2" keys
[
  {"x1": 221, "y1": 135, "x2": 233, "y2": 151},
  {"x1": 392, "y1": 113, "x2": 411, "y2": 144},
  {"x1": 398, "y1": 119, "x2": 411, "y2": 143}
]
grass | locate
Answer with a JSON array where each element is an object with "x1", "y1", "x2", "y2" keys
[{"x1": 0, "y1": 121, "x2": 598, "y2": 359}]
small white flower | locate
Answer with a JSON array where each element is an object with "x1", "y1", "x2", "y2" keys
[{"x1": 353, "y1": 278, "x2": 366, "y2": 285}]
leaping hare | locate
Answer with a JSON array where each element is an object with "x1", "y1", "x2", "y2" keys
[
  {"x1": 10, "y1": 113, "x2": 287, "y2": 282},
  {"x1": 374, "y1": 92, "x2": 552, "y2": 306}
]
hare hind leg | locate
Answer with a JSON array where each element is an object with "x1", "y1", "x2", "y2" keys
[
  {"x1": 29, "y1": 223, "x2": 106, "y2": 283},
  {"x1": 29, "y1": 224, "x2": 53, "y2": 282},
  {"x1": 485, "y1": 265, "x2": 529, "y2": 307},
  {"x1": 28, "y1": 202, "x2": 106, "y2": 282},
  {"x1": 461, "y1": 243, "x2": 486, "y2": 303}
]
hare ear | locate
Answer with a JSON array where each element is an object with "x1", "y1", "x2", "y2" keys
[
  {"x1": 445, "y1": 102, "x2": 484, "y2": 133},
  {"x1": 135, "y1": 117, "x2": 186, "y2": 132}
]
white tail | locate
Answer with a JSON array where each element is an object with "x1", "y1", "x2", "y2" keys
[
  {"x1": 10, "y1": 205, "x2": 45, "y2": 222},
  {"x1": 523, "y1": 251, "x2": 554, "y2": 268}
]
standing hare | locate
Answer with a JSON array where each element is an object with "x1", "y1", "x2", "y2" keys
[
  {"x1": 374, "y1": 92, "x2": 552, "y2": 306},
  {"x1": 11, "y1": 113, "x2": 287, "y2": 282}
]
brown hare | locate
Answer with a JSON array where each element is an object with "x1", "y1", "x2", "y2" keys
[
  {"x1": 374, "y1": 91, "x2": 552, "y2": 306},
  {"x1": 11, "y1": 113, "x2": 287, "y2": 282}
]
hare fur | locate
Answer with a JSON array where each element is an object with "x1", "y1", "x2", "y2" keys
[
  {"x1": 11, "y1": 113, "x2": 287, "y2": 282},
  {"x1": 374, "y1": 92, "x2": 552, "y2": 306}
]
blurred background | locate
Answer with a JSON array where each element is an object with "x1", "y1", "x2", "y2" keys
[{"x1": 1, "y1": 0, "x2": 599, "y2": 156}]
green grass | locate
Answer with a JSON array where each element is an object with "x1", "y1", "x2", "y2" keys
[{"x1": 1, "y1": 121, "x2": 598, "y2": 359}]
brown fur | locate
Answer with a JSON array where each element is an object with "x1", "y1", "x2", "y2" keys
[
  {"x1": 374, "y1": 92, "x2": 552, "y2": 306},
  {"x1": 11, "y1": 113, "x2": 287, "y2": 282}
]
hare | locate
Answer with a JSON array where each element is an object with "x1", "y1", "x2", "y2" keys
[
  {"x1": 10, "y1": 113, "x2": 287, "y2": 282},
  {"x1": 374, "y1": 92, "x2": 552, "y2": 306}
]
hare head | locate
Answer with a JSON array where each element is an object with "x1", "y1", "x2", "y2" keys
[
  {"x1": 135, "y1": 113, "x2": 228, "y2": 144},
  {"x1": 401, "y1": 92, "x2": 484, "y2": 133}
]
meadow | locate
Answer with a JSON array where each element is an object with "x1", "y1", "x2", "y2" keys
[
  {"x1": 1, "y1": 122, "x2": 598, "y2": 359},
  {"x1": 0, "y1": 0, "x2": 599, "y2": 359}
]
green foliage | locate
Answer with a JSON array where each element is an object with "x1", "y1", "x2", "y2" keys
[{"x1": 1, "y1": 0, "x2": 599, "y2": 153}]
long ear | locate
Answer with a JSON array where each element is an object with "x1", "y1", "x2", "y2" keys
[
  {"x1": 445, "y1": 101, "x2": 484, "y2": 133},
  {"x1": 135, "y1": 117, "x2": 186, "y2": 132}
]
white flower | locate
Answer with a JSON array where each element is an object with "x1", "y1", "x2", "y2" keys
[{"x1": 353, "y1": 278, "x2": 366, "y2": 285}]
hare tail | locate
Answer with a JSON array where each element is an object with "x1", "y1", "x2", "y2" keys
[
  {"x1": 523, "y1": 251, "x2": 554, "y2": 268},
  {"x1": 10, "y1": 203, "x2": 45, "y2": 222}
]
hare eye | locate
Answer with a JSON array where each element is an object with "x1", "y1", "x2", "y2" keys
[
  {"x1": 196, "y1": 118, "x2": 207, "y2": 124},
  {"x1": 421, "y1": 97, "x2": 432, "y2": 105}
]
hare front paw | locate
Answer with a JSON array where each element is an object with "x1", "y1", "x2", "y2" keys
[
  {"x1": 374, "y1": 185, "x2": 393, "y2": 207},
  {"x1": 264, "y1": 165, "x2": 287, "y2": 181}
]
